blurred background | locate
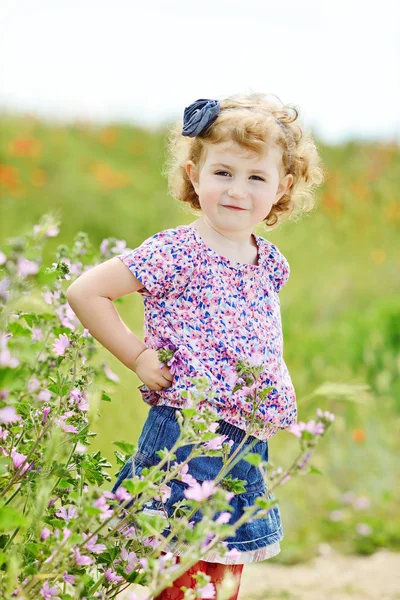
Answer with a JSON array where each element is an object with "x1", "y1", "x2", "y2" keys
[{"x1": 1, "y1": 0, "x2": 399, "y2": 583}]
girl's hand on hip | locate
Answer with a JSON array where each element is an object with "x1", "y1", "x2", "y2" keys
[{"x1": 132, "y1": 348, "x2": 174, "y2": 391}]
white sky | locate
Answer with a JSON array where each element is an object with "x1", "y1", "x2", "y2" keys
[{"x1": 1, "y1": 0, "x2": 399, "y2": 144}]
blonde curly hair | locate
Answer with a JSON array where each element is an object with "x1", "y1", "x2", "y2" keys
[{"x1": 162, "y1": 92, "x2": 327, "y2": 228}]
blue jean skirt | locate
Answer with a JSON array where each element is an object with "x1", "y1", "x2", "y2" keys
[{"x1": 112, "y1": 405, "x2": 283, "y2": 559}]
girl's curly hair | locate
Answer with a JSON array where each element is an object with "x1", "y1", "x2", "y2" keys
[{"x1": 162, "y1": 92, "x2": 327, "y2": 228}]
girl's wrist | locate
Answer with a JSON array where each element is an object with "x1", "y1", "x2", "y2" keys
[{"x1": 131, "y1": 346, "x2": 148, "y2": 372}]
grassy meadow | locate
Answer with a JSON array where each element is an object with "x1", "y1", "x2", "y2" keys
[{"x1": 1, "y1": 113, "x2": 399, "y2": 564}]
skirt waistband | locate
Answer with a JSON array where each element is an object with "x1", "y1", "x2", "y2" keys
[{"x1": 151, "y1": 404, "x2": 266, "y2": 447}]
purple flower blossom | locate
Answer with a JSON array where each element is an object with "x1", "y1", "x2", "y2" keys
[
  {"x1": 41, "y1": 527, "x2": 51, "y2": 541},
  {"x1": 103, "y1": 364, "x2": 120, "y2": 383},
  {"x1": 17, "y1": 258, "x2": 39, "y2": 278},
  {"x1": 55, "y1": 504, "x2": 78, "y2": 522},
  {"x1": 62, "y1": 572, "x2": 75, "y2": 584},
  {"x1": 184, "y1": 480, "x2": 218, "y2": 502},
  {"x1": 40, "y1": 581, "x2": 61, "y2": 599},
  {"x1": 0, "y1": 388, "x2": 9, "y2": 400},
  {"x1": 0, "y1": 426, "x2": 9, "y2": 441},
  {"x1": 28, "y1": 377, "x2": 40, "y2": 393},
  {"x1": 83, "y1": 533, "x2": 107, "y2": 554},
  {"x1": 177, "y1": 463, "x2": 197, "y2": 487},
  {"x1": 196, "y1": 582, "x2": 216, "y2": 598},
  {"x1": 52, "y1": 333, "x2": 70, "y2": 356},
  {"x1": 204, "y1": 434, "x2": 229, "y2": 450},
  {"x1": 0, "y1": 334, "x2": 20, "y2": 368},
  {"x1": 55, "y1": 418, "x2": 78, "y2": 434},
  {"x1": 38, "y1": 389, "x2": 52, "y2": 402},
  {"x1": 72, "y1": 547, "x2": 93, "y2": 565},
  {"x1": 0, "y1": 406, "x2": 21, "y2": 423},
  {"x1": 114, "y1": 486, "x2": 132, "y2": 502},
  {"x1": 216, "y1": 511, "x2": 232, "y2": 524},
  {"x1": 11, "y1": 449, "x2": 29, "y2": 474},
  {"x1": 31, "y1": 327, "x2": 43, "y2": 341},
  {"x1": 56, "y1": 302, "x2": 79, "y2": 331},
  {"x1": 104, "y1": 568, "x2": 124, "y2": 583}
]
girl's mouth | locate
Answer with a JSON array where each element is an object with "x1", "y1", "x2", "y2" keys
[{"x1": 223, "y1": 205, "x2": 245, "y2": 211}]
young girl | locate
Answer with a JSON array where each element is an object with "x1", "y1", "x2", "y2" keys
[{"x1": 67, "y1": 93, "x2": 325, "y2": 599}]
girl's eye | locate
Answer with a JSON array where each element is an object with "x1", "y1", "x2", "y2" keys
[{"x1": 215, "y1": 171, "x2": 265, "y2": 181}]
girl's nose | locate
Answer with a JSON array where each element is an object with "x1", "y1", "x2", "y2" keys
[{"x1": 228, "y1": 185, "x2": 248, "y2": 199}]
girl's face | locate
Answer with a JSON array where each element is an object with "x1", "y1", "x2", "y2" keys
[{"x1": 185, "y1": 141, "x2": 293, "y2": 235}]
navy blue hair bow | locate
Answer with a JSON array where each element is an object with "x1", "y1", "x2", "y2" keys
[{"x1": 181, "y1": 98, "x2": 221, "y2": 137}]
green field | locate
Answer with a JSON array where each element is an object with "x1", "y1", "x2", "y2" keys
[{"x1": 1, "y1": 113, "x2": 399, "y2": 564}]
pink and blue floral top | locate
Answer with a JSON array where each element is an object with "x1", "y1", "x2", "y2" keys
[{"x1": 117, "y1": 224, "x2": 297, "y2": 441}]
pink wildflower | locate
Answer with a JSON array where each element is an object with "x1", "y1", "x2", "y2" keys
[
  {"x1": 72, "y1": 547, "x2": 93, "y2": 565},
  {"x1": 55, "y1": 504, "x2": 78, "y2": 522},
  {"x1": 41, "y1": 527, "x2": 51, "y2": 541},
  {"x1": 31, "y1": 327, "x2": 43, "y2": 341},
  {"x1": 0, "y1": 406, "x2": 20, "y2": 424},
  {"x1": 62, "y1": 572, "x2": 75, "y2": 584},
  {"x1": 178, "y1": 463, "x2": 197, "y2": 487},
  {"x1": 196, "y1": 582, "x2": 216, "y2": 598},
  {"x1": 216, "y1": 511, "x2": 232, "y2": 524},
  {"x1": 17, "y1": 258, "x2": 39, "y2": 278},
  {"x1": 83, "y1": 533, "x2": 107, "y2": 554},
  {"x1": 184, "y1": 480, "x2": 218, "y2": 502},
  {"x1": 40, "y1": 581, "x2": 60, "y2": 599},
  {"x1": 38, "y1": 389, "x2": 52, "y2": 402},
  {"x1": 0, "y1": 426, "x2": 9, "y2": 441},
  {"x1": 204, "y1": 434, "x2": 229, "y2": 450},
  {"x1": 28, "y1": 377, "x2": 40, "y2": 392},
  {"x1": 11, "y1": 449, "x2": 29, "y2": 474},
  {"x1": 104, "y1": 568, "x2": 124, "y2": 583},
  {"x1": 52, "y1": 333, "x2": 70, "y2": 356},
  {"x1": 103, "y1": 364, "x2": 120, "y2": 383}
]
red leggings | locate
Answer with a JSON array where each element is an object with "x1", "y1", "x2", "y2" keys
[{"x1": 154, "y1": 553, "x2": 244, "y2": 600}]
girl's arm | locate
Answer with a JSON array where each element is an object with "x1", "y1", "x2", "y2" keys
[{"x1": 66, "y1": 257, "x2": 148, "y2": 372}]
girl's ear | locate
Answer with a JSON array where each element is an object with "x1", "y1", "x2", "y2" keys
[
  {"x1": 185, "y1": 161, "x2": 200, "y2": 195},
  {"x1": 275, "y1": 173, "x2": 294, "y2": 203}
]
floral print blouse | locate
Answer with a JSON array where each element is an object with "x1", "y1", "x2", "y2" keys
[{"x1": 117, "y1": 224, "x2": 297, "y2": 441}]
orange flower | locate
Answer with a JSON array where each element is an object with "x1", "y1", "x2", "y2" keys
[
  {"x1": 98, "y1": 127, "x2": 117, "y2": 146},
  {"x1": 8, "y1": 137, "x2": 42, "y2": 157},
  {"x1": 0, "y1": 164, "x2": 20, "y2": 190},
  {"x1": 90, "y1": 161, "x2": 129, "y2": 189},
  {"x1": 321, "y1": 191, "x2": 343, "y2": 216},
  {"x1": 352, "y1": 428, "x2": 366, "y2": 443}
]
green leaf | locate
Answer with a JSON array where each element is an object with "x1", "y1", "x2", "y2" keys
[
  {"x1": 113, "y1": 441, "x2": 136, "y2": 455},
  {"x1": 57, "y1": 479, "x2": 74, "y2": 489},
  {"x1": 101, "y1": 391, "x2": 112, "y2": 402},
  {"x1": 8, "y1": 322, "x2": 31, "y2": 337},
  {"x1": 23, "y1": 313, "x2": 40, "y2": 328},
  {"x1": 0, "y1": 551, "x2": 7, "y2": 567},
  {"x1": 309, "y1": 465, "x2": 324, "y2": 475},
  {"x1": 122, "y1": 479, "x2": 148, "y2": 494},
  {"x1": 243, "y1": 453, "x2": 262, "y2": 467},
  {"x1": 0, "y1": 507, "x2": 28, "y2": 533}
]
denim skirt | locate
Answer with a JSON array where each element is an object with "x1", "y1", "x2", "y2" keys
[{"x1": 112, "y1": 404, "x2": 283, "y2": 555}]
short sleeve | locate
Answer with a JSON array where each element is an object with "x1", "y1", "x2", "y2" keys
[
  {"x1": 117, "y1": 228, "x2": 193, "y2": 298},
  {"x1": 265, "y1": 242, "x2": 291, "y2": 294}
]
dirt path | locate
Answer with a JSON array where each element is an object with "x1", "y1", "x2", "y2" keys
[
  {"x1": 126, "y1": 548, "x2": 400, "y2": 599},
  {"x1": 237, "y1": 548, "x2": 400, "y2": 600}
]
